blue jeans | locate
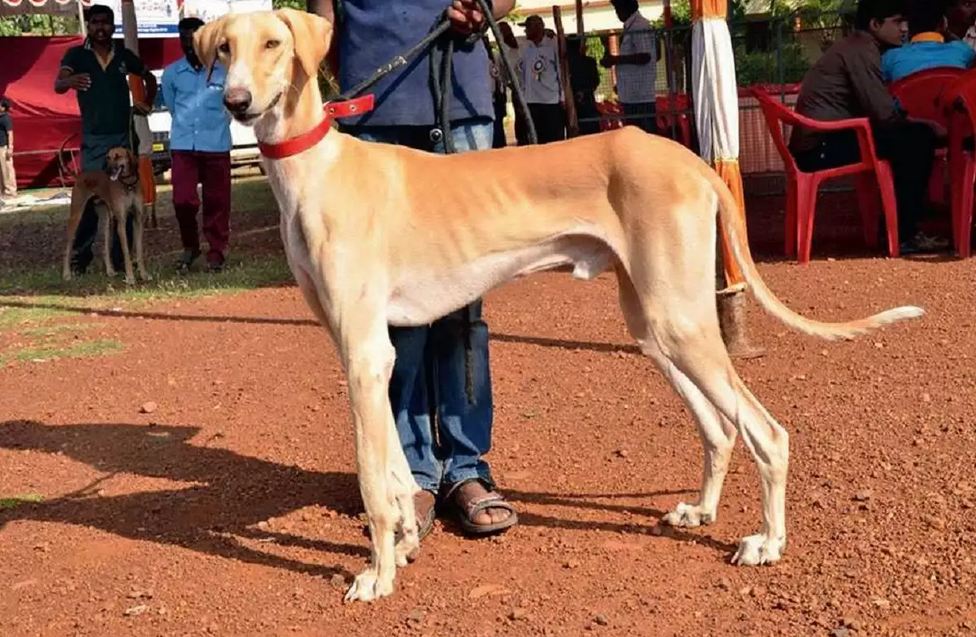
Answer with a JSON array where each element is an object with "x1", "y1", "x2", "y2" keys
[{"x1": 346, "y1": 118, "x2": 496, "y2": 493}]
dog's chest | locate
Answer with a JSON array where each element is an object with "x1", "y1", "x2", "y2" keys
[{"x1": 386, "y1": 234, "x2": 612, "y2": 326}]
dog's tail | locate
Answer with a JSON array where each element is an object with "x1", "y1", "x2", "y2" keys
[{"x1": 708, "y1": 167, "x2": 924, "y2": 341}]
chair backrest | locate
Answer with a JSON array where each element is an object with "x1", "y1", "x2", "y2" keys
[
  {"x1": 889, "y1": 66, "x2": 966, "y2": 124},
  {"x1": 949, "y1": 74, "x2": 976, "y2": 140},
  {"x1": 750, "y1": 87, "x2": 801, "y2": 173}
]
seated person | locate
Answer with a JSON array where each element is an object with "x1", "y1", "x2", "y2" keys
[
  {"x1": 882, "y1": 0, "x2": 976, "y2": 82},
  {"x1": 790, "y1": 0, "x2": 947, "y2": 254}
]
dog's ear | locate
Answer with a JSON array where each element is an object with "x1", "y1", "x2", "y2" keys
[
  {"x1": 194, "y1": 17, "x2": 227, "y2": 79},
  {"x1": 274, "y1": 8, "x2": 333, "y2": 80}
]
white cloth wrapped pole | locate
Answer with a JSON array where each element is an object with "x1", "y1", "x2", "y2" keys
[{"x1": 692, "y1": 18, "x2": 740, "y2": 163}]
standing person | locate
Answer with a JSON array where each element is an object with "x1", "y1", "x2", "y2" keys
[
  {"x1": 312, "y1": 0, "x2": 519, "y2": 543},
  {"x1": 0, "y1": 97, "x2": 16, "y2": 204},
  {"x1": 496, "y1": 21, "x2": 528, "y2": 145},
  {"x1": 602, "y1": 0, "x2": 657, "y2": 134},
  {"x1": 790, "y1": 0, "x2": 945, "y2": 254},
  {"x1": 567, "y1": 39, "x2": 602, "y2": 136},
  {"x1": 518, "y1": 14, "x2": 565, "y2": 143},
  {"x1": 161, "y1": 17, "x2": 233, "y2": 273},
  {"x1": 486, "y1": 36, "x2": 509, "y2": 148},
  {"x1": 54, "y1": 4, "x2": 157, "y2": 275}
]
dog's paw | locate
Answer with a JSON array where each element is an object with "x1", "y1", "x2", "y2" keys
[
  {"x1": 731, "y1": 534, "x2": 785, "y2": 566},
  {"x1": 140, "y1": 272, "x2": 153, "y2": 282},
  {"x1": 344, "y1": 568, "x2": 394, "y2": 603},
  {"x1": 395, "y1": 531, "x2": 420, "y2": 567},
  {"x1": 124, "y1": 275, "x2": 136, "y2": 285},
  {"x1": 62, "y1": 272, "x2": 73, "y2": 282},
  {"x1": 661, "y1": 502, "x2": 715, "y2": 528}
]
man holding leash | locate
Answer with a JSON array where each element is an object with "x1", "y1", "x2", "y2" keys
[
  {"x1": 161, "y1": 17, "x2": 233, "y2": 273},
  {"x1": 54, "y1": 4, "x2": 157, "y2": 275},
  {"x1": 309, "y1": 0, "x2": 518, "y2": 543}
]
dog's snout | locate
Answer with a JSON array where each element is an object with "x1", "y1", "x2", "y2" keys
[{"x1": 223, "y1": 87, "x2": 252, "y2": 113}]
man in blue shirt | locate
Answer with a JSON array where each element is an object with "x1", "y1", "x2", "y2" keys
[
  {"x1": 310, "y1": 0, "x2": 518, "y2": 544},
  {"x1": 161, "y1": 17, "x2": 233, "y2": 273},
  {"x1": 882, "y1": 0, "x2": 976, "y2": 82}
]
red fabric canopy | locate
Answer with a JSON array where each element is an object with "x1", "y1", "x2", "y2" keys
[{"x1": 0, "y1": 35, "x2": 183, "y2": 189}]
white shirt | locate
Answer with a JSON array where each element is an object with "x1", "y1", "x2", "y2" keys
[
  {"x1": 616, "y1": 11, "x2": 657, "y2": 104},
  {"x1": 965, "y1": 25, "x2": 976, "y2": 50},
  {"x1": 518, "y1": 37, "x2": 562, "y2": 105}
]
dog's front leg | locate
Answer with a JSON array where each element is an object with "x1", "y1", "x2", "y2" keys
[
  {"x1": 114, "y1": 212, "x2": 136, "y2": 285},
  {"x1": 133, "y1": 207, "x2": 152, "y2": 281},
  {"x1": 341, "y1": 324, "x2": 402, "y2": 603},
  {"x1": 100, "y1": 207, "x2": 116, "y2": 278}
]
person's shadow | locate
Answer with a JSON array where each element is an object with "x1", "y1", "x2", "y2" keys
[{"x1": 0, "y1": 420, "x2": 367, "y2": 580}]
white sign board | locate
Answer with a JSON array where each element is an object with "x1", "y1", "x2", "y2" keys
[
  {"x1": 182, "y1": 0, "x2": 272, "y2": 24},
  {"x1": 107, "y1": 0, "x2": 181, "y2": 38}
]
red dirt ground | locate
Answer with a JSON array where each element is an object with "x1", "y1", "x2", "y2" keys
[{"x1": 2, "y1": 190, "x2": 976, "y2": 636}]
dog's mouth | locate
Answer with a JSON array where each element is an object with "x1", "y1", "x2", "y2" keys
[
  {"x1": 232, "y1": 92, "x2": 283, "y2": 124},
  {"x1": 109, "y1": 164, "x2": 124, "y2": 181}
]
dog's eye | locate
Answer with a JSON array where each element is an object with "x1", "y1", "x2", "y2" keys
[
  {"x1": 218, "y1": 42, "x2": 230, "y2": 54},
  {"x1": 265, "y1": 39, "x2": 280, "y2": 49}
]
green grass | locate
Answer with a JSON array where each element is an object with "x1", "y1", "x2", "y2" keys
[
  {"x1": 0, "y1": 253, "x2": 291, "y2": 300},
  {"x1": 0, "y1": 494, "x2": 45, "y2": 510},
  {"x1": 0, "y1": 338, "x2": 124, "y2": 367},
  {"x1": 0, "y1": 176, "x2": 294, "y2": 365}
]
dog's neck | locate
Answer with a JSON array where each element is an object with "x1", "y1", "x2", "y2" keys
[{"x1": 254, "y1": 65, "x2": 325, "y2": 146}]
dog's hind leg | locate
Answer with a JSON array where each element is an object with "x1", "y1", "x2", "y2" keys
[
  {"x1": 617, "y1": 269, "x2": 738, "y2": 528},
  {"x1": 653, "y1": 318, "x2": 789, "y2": 566},
  {"x1": 340, "y1": 315, "x2": 402, "y2": 602}
]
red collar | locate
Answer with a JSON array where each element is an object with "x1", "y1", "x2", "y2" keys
[{"x1": 257, "y1": 94, "x2": 375, "y2": 160}]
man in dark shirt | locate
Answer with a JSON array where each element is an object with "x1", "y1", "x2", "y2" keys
[
  {"x1": 54, "y1": 4, "x2": 158, "y2": 274},
  {"x1": 310, "y1": 0, "x2": 518, "y2": 544},
  {"x1": 0, "y1": 97, "x2": 16, "y2": 203},
  {"x1": 790, "y1": 0, "x2": 945, "y2": 254}
]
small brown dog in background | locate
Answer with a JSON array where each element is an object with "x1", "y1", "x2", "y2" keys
[{"x1": 62, "y1": 147, "x2": 151, "y2": 284}]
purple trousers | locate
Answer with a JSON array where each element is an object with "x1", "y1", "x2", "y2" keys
[{"x1": 171, "y1": 150, "x2": 231, "y2": 263}]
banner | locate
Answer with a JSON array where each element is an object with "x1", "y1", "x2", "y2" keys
[
  {"x1": 106, "y1": 0, "x2": 180, "y2": 38},
  {"x1": 181, "y1": 0, "x2": 270, "y2": 23}
]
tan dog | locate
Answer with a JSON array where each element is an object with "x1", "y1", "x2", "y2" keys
[
  {"x1": 62, "y1": 147, "x2": 151, "y2": 284},
  {"x1": 194, "y1": 9, "x2": 923, "y2": 602}
]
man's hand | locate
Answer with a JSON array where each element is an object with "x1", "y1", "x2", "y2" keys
[
  {"x1": 63, "y1": 73, "x2": 92, "y2": 92},
  {"x1": 133, "y1": 102, "x2": 152, "y2": 116},
  {"x1": 447, "y1": 0, "x2": 486, "y2": 35}
]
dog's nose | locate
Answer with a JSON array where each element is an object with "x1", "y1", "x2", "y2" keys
[{"x1": 223, "y1": 88, "x2": 252, "y2": 114}]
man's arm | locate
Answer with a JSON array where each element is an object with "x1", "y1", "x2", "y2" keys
[
  {"x1": 448, "y1": 0, "x2": 516, "y2": 34},
  {"x1": 846, "y1": 51, "x2": 902, "y2": 126},
  {"x1": 160, "y1": 67, "x2": 176, "y2": 111},
  {"x1": 54, "y1": 66, "x2": 91, "y2": 94}
]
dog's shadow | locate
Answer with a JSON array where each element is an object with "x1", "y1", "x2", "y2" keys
[
  {"x1": 0, "y1": 420, "x2": 366, "y2": 579},
  {"x1": 0, "y1": 420, "x2": 735, "y2": 578}
]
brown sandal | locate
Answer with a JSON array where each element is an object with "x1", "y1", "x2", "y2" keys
[{"x1": 446, "y1": 479, "x2": 518, "y2": 535}]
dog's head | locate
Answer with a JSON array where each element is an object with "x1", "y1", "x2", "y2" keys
[
  {"x1": 105, "y1": 147, "x2": 136, "y2": 181},
  {"x1": 193, "y1": 9, "x2": 333, "y2": 125}
]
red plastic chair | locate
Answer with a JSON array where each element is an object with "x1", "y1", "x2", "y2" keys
[
  {"x1": 945, "y1": 73, "x2": 976, "y2": 257},
  {"x1": 889, "y1": 66, "x2": 965, "y2": 204},
  {"x1": 656, "y1": 93, "x2": 693, "y2": 147},
  {"x1": 751, "y1": 87, "x2": 900, "y2": 263}
]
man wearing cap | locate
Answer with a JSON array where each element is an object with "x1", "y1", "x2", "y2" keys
[{"x1": 517, "y1": 14, "x2": 565, "y2": 143}]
